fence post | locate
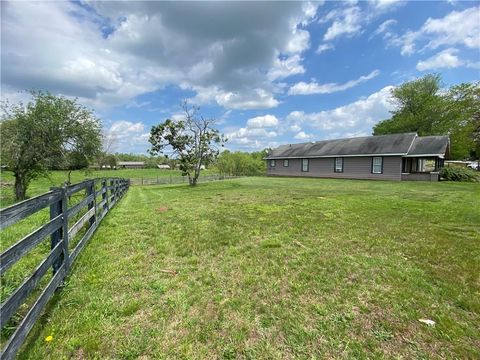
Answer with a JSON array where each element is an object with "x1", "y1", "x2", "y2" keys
[
  {"x1": 102, "y1": 179, "x2": 107, "y2": 213},
  {"x1": 110, "y1": 178, "x2": 114, "y2": 204},
  {"x1": 105, "y1": 178, "x2": 110, "y2": 211},
  {"x1": 50, "y1": 187, "x2": 69, "y2": 276},
  {"x1": 112, "y1": 179, "x2": 116, "y2": 202},
  {"x1": 87, "y1": 180, "x2": 96, "y2": 227}
]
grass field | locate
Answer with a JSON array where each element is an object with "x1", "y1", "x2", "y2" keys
[
  {"x1": 6, "y1": 177, "x2": 480, "y2": 359},
  {"x1": 0, "y1": 168, "x2": 218, "y2": 206}
]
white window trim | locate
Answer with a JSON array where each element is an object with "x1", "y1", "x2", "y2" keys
[
  {"x1": 334, "y1": 157, "x2": 343, "y2": 173},
  {"x1": 372, "y1": 157, "x2": 383, "y2": 174},
  {"x1": 302, "y1": 158, "x2": 309, "y2": 172}
]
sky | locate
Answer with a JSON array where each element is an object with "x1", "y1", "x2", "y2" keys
[{"x1": 1, "y1": 1, "x2": 479, "y2": 154}]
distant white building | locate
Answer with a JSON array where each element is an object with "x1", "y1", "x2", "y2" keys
[{"x1": 157, "y1": 164, "x2": 171, "y2": 169}]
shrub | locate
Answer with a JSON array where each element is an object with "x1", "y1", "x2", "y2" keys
[{"x1": 440, "y1": 167, "x2": 479, "y2": 182}]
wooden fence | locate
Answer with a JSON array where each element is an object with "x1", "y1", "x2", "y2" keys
[
  {"x1": 129, "y1": 174, "x2": 241, "y2": 186},
  {"x1": 0, "y1": 177, "x2": 129, "y2": 359}
]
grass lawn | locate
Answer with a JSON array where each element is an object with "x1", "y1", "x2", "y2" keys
[
  {"x1": 8, "y1": 177, "x2": 480, "y2": 359},
  {"x1": 0, "y1": 168, "x2": 219, "y2": 206}
]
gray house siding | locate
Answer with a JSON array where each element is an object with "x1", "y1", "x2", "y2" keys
[{"x1": 268, "y1": 156, "x2": 403, "y2": 181}]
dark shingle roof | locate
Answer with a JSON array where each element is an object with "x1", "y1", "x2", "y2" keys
[
  {"x1": 406, "y1": 136, "x2": 449, "y2": 156},
  {"x1": 265, "y1": 133, "x2": 449, "y2": 159}
]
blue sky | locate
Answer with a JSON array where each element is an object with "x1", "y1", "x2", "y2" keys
[{"x1": 1, "y1": 1, "x2": 479, "y2": 154}]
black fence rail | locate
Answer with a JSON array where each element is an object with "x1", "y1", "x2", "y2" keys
[
  {"x1": 129, "y1": 174, "x2": 241, "y2": 186},
  {"x1": 0, "y1": 177, "x2": 129, "y2": 359}
]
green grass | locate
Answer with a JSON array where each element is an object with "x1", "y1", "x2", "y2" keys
[
  {"x1": 0, "y1": 168, "x2": 218, "y2": 206},
  {"x1": 5, "y1": 177, "x2": 480, "y2": 359}
]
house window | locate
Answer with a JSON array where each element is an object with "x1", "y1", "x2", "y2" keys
[
  {"x1": 283, "y1": 159, "x2": 289, "y2": 167},
  {"x1": 270, "y1": 160, "x2": 276, "y2": 167},
  {"x1": 302, "y1": 158, "x2": 309, "y2": 172},
  {"x1": 334, "y1": 157, "x2": 343, "y2": 173},
  {"x1": 372, "y1": 157, "x2": 383, "y2": 174}
]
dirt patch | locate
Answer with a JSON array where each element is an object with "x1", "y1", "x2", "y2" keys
[
  {"x1": 74, "y1": 348, "x2": 85, "y2": 360},
  {"x1": 156, "y1": 207, "x2": 169, "y2": 213}
]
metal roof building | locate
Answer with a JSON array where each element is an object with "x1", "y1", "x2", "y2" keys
[{"x1": 117, "y1": 161, "x2": 145, "y2": 169}]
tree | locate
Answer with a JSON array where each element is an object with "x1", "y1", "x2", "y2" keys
[
  {"x1": 443, "y1": 82, "x2": 480, "y2": 159},
  {"x1": 373, "y1": 75, "x2": 479, "y2": 159},
  {"x1": 64, "y1": 150, "x2": 90, "y2": 185},
  {"x1": 105, "y1": 154, "x2": 117, "y2": 169},
  {"x1": 149, "y1": 102, "x2": 225, "y2": 185},
  {"x1": 216, "y1": 150, "x2": 267, "y2": 176},
  {"x1": 0, "y1": 91, "x2": 102, "y2": 200},
  {"x1": 96, "y1": 130, "x2": 118, "y2": 170}
]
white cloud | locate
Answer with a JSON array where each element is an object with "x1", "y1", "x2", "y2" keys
[
  {"x1": 189, "y1": 86, "x2": 280, "y2": 110},
  {"x1": 246, "y1": 115, "x2": 279, "y2": 128},
  {"x1": 371, "y1": 19, "x2": 397, "y2": 38},
  {"x1": 323, "y1": 6, "x2": 363, "y2": 41},
  {"x1": 215, "y1": 89, "x2": 280, "y2": 110},
  {"x1": 388, "y1": 7, "x2": 480, "y2": 56},
  {"x1": 225, "y1": 126, "x2": 279, "y2": 150},
  {"x1": 285, "y1": 29, "x2": 311, "y2": 54},
  {"x1": 289, "y1": 124, "x2": 302, "y2": 132},
  {"x1": 316, "y1": 43, "x2": 335, "y2": 54},
  {"x1": 422, "y1": 7, "x2": 480, "y2": 50},
  {"x1": 391, "y1": 31, "x2": 420, "y2": 56},
  {"x1": 289, "y1": 70, "x2": 380, "y2": 95},
  {"x1": 225, "y1": 113, "x2": 282, "y2": 150},
  {"x1": 286, "y1": 86, "x2": 394, "y2": 132},
  {"x1": 105, "y1": 120, "x2": 149, "y2": 153},
  {"x1": 319, "y1": 2, "x2": 405, "y2": 42},
  {"x1": 294, "y1": 131, "x2": 313, "y2": 140},
  {"x1": 228, "y1": 128, "x2": 278, "y2": 139},
  {"x1": 1, "y1": 1, "x2": 318, "y2": 110},
  {"x1": 108, "y1": 120, "x2": 145, "y2": 138},
  {"x1": 416, "y1": 48, "x2": 480, "y2": 71},
  {"x1": 369, "y1": 0, "x2": 405, "y2": 12},
  {"x1": 170, "y1": 113, "x2": 186, "y2": 122},
  {"x1": 267, "y1": 54, "x2": 305, "y2": 80},
  {"x1": 416, "y1": 48, "x2": 462, "y2": 71}
]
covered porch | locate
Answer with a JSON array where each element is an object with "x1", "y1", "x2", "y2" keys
[{"x1": 401, "y1": 156, "x2": 444, "y2": 181}]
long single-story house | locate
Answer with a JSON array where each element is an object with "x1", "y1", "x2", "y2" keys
[
  {"x1": 265, "y1": 133, "x2": 450, "y2": 181},
  {"x1": 117, "y1": 161, "x2": 145, "y2": 169}
]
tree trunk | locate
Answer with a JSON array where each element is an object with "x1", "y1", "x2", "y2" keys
[
  {"x1": 188, "y1": 174, "x2": 198, "y2": 186},
  {"x1": 191, "y1": 165, "x2": 202, "y2": 186},
  {"x1": 14, "y1": 173, "x2": 27, "y2": 201}
]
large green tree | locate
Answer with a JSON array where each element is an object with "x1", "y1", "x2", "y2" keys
[
  {"x1": 149, "y1": 102, "x2": 225, "y2": 185},
  {"x1": 373, "y1": 74, "x2": 479, "y2": 159},
  {"x1": 1, "y1": 91, "x2": 102, "y2": 200}
]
